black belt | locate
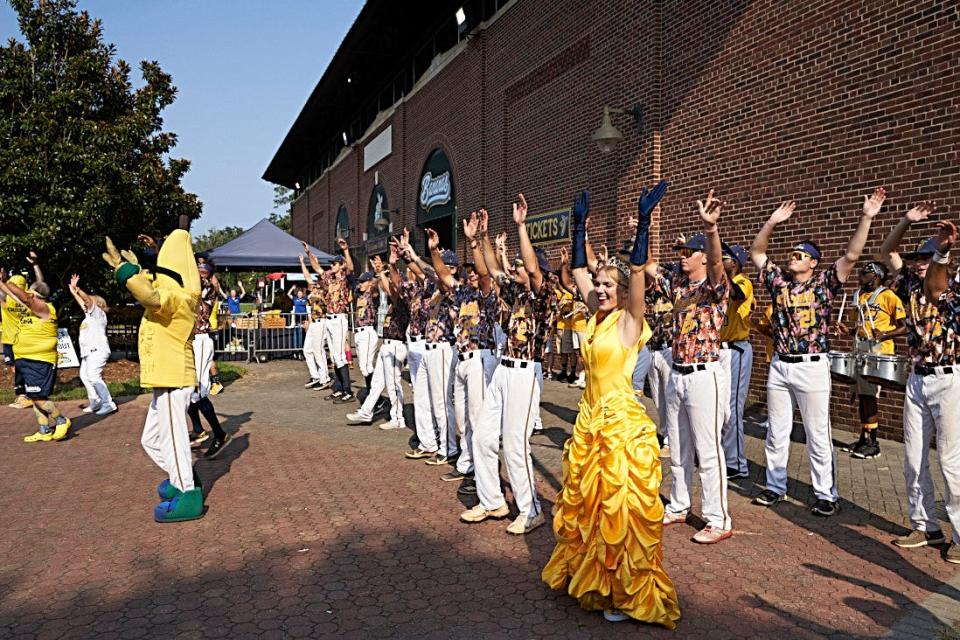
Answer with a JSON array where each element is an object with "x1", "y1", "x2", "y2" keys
[
  {"x1": 425, "y1": 342, "x2": 448, "y2": 350},
  {"x1": 382, "y1": 338, "x2": 404, "y2": 345},
  {"x1": 500, "y1": 358, "x2": 538, "y2": 368},
  {"x1": 458, "y1": 350, "x2": 478, "y2": 361},
  {"x1": 325, "y1": 313, "x2": 344, "y2": 319},
  {"x1": 408, "y1": 335, "x2": 424, "y2": 341},
  {"x1": 356, "y1": 325, "x2": 375, "y2": 330},
  {"x1": 915, "y1": 364, "x2": 954, "y2": 376},
  {"x1": 778, "y1": 354, "x2": 821, "y2": 364},
  {"x1": 720, "y1": 341, "x2": 746, "y2": 353},
  {"x1": 672, "y1": 362, "x2": 714, "y2": 375}
]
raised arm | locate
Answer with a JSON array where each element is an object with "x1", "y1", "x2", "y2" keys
[
  {"x1": 751, "y1": 200, "x2": 796, "y2": 269},
  {"x1": 425, "y1": 228, "x2": 456, "y2": 290},
  {"x1": 302, "y1": 241, "x2": 325, "y2": 276},
  {"x1": 467, "y1": 210, "x2": 492, "y2": 296},
  {"x1": 0, "y1": 279, "x2": 49, "y2": 319},
  {"x1": 287, "y1": 284, "x2": 297, "y2": 298},
  {"x1": 239, "y1": 281, "x2": 246, "y2": 299},
  {"x1": 878, "y1": 201, "x2": 935, "y2": 276},
  {"x1": 26, "y1": 251, "x2": 44, "y2": 285},
  {"x1": 569, "y1": 190, "x2": 597, "y2": 313},
  {"x1": 623, "y1": 181, "x2": 667, "y2": 332},
  {"x1": 479, "y1": 213, "x2": 506, "y2": 281},
  {"x1": 697, "y1": 189, "x2": 726, "y2": 287},
  {"x1": 924, "y1": 220, "x2": 956, "y2": 302},
  {"x1": 337, "y1": 238, "x2": 354, "y2": 273},
  {"x1": 558, "y1": 247, "x2": 576, "y2": 294},
  {"x1": 836, "y1": 187, "x2": 885, "y2": 282},
  {"x1": 298, "y1": 254, "x2": 314, "y2": 284},
  {"x1": 384, "y1": 242, "x2": 403, "y2": 300},
  {"x1": 68, "y1": 274, "x2": 91, "y2": 311}
]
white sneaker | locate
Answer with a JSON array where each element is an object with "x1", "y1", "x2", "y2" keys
[
  {"x1": 345, "y1": 412, "x2": 373, "y2": 425},
  {"x1": 506, "y1": 512, "x2": 545, "y2": 535},
  {"x1": 603, "y1": 609, "x2": 630, "y2": 622},
  {"x1": 378, "y1": 421, "x2": 405, "y2": 430},
  {"x1": 95, "y1": 402, "x2": 118, "y2": 416},
  {"x1": 460, "y1": 503, "x2": 510, "y2": 523},
  {"x1": 82, "y1": 403, "x2": 100, "y2": 414}
]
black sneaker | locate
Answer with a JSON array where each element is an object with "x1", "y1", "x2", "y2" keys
[
  {"x1": 304, "y1": 378, "x2": 321, "y2": 388},
  {"x1": 852, "y1": 441, "x2": 880, "y2": 459},
  {"x1": 373, "y1": 398, "x2": 389, "y2": 414},
  {"x1": 203, "y1": 434, "x2": 232, "y2": 459},
  {"x1": 314, "y1": 380, "x2": 333, "y2": 391},
  {"x1": 324, "y1": 391, "x2": 344, "y2": 401},
  {"x1": 543, "y1": 371, "x2": 554, "y2": 381},
  {"x1": 811, "y1": 499, "x2": 839, "y2": 517},
  {"x1": 752, "y1": 490, "x2": 784, "y2": 506},
  {"x1": 424, "y1": 454, "x2": 451, "y2": 466},
  {"x1": 333, "y1": 393, "x2": 355, "y2": 404},
  {"x1": 727, "y1": 468, "x2": 749, "y2": 479},
  {"x1": 841, "y1": 437, "x2": 867, "y2": 453},
  {"x1": 190, "y1": 431, "x2": 209, "y2": 448},
  {"x1": 457, "y1": 480, "x2": 477, "y2": 495},
  {"x1": 441, "y1": 469, "x2": 472, "y2": 482}
]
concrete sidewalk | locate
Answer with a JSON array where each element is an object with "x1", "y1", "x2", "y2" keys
[{"x1": 0, "y1": 360, "x2": 956, "y2": 639}]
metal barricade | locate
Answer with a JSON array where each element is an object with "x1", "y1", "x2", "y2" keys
[
  {"x1": 213, "y1": 312, "x2": 254, "y2": 363},
  {"x1": 241, "y1": 312, "x2": 307, "y2": 363}
]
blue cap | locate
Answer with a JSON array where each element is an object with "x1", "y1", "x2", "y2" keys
[
  {"x1": 358, "y1": 271, "x2": 375, "y2": 283},
  {"x1": 793, "y1": 241, "x2": 821, "y2": 261},
  {"x1": 534, "y1": 247, "x2": 553, "y2": 273},
  {"x1": 331, "y1": 255, "x2": 345, "y2": 264},
  {"x1": 723, "y1": 244, "x2": 748, "y2": 268},
  {"x1": 441, "y1": 249, "x2": 459, "y2": 266},
  {"x1": 903, "y1": 236, "x2": 938, "y2": 259},
  {"x1": 676, "y1": 233, "x2": 707, "y2": 252}
]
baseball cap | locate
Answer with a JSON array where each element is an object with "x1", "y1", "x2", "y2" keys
[
  {"x1": 331, "y1": 255, "x2": 345, "y2": 264},
  {"x1": 198, "y1": 263, "x2": 214, "y2": 275},
  {"x1": 793, "y1": 241, "x2": 821, "y2": 261},
  {"x1": 441, "y1": 249, "x2": 459, "y2": 267},
  {"x1": 358, "y1": 271, "x2": 375, "y2": 283},
  {"x1": 902, "y1": 236, "x2": 939, "y2": 259},
  {"x1": 860, "y1": 261, "x2": 887, "y2": 279},
  {"x1": 7, "y1": 274, "x2": 26, "y2": 289},
  {"x1": 534, "y1": 247, "x2": 553, "y2": 273},
  {"x1": 723, "y1": 244, "x2": 748, "y2": 268},
  {"x1": 675, "y1": 233, "x2": 707, "y2": 252}
]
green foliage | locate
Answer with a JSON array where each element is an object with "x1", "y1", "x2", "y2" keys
[
  {"x1": 0, "y1": 0, "x2": 202, "y2": 301},
  {"x1": 192, "y1": 225, "x2": 245, "y2": 253},
  {"x1": 269, "y1": 185, "x2": 293, "y2": 231}
]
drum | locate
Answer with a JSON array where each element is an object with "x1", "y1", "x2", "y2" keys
[
  {"x1": 860, "y1": 354, "x2": 909, "y2": 390},
  {"x1": 828, "y1": 352, "x2": 858, "y2": 384}
]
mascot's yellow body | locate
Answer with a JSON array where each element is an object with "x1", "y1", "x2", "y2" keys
[{"x1": 105, "y1": 230, "x2": 205, "y2": 523}]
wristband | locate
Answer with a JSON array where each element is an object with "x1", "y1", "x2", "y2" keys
[
  {"x1": 115, "y1": 262, "x2": 141, "y2": 286},
  {"x1": 932, "y1": 250, "x2": 950, "y2": 265}
]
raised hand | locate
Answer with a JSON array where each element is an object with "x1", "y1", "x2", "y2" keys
[
  {"x1": 25, "y1": 251, "x2": 38, "y2": 265},
  {"x1": 626, "y1": 213, "x2": 639, "y2": 236},
  {"x1": 768, "y1": 200, "x2": 797, "y2": 225},
  {"x1": 299, "y1": 254, "x2": 306, "y2": 264},
  {"x1": 863, "y1": 187, "x2": 887, "y2": 219},
  {"x1": 425, "y1": 228, "x2": 440, "y2": 251},
  {"x1": 906, "y1": 201, "x2": 935, "y2": 223},
  {"x1": 572, "y1": 190, "x2": 590, "y2": 229},
  {"x1": 336, "y1": 237, "x2": 349, "y2": 251},
  {"x1": 934, "y1": 220, "x2": 957, "y2": 252},
  {"x1": 697, "y1": 189, "x2": 724, "y2": 227},
  {"x1": 301, "y1": 240, "x2": 311, "y2": 254},
  {"x1": 675, "y1": 232, "x2": 686, "y2": 246},
  {"x1": 638, "y1": 180, "x2": 668, "y2": 219},
  {"x1": 102, "y1": 237, "x2": 123, "y2": 268},
  {"x1": 463, "y1": 211, "x2": 479, "y2": 240},
  {"x1": 70, "y1": 274, "x2": 80, "y2": 289},
  {"x1": 495, "y1": 232, "x2": 507, "y2": 251},
  {"x1": 388, "y1": 243, "x2": 400, "y2": 265},
  {"x1": 512, "y1": 193, "x2": 529, "y2": 225},
  {"x1": 560, "y1": 246, "x2": 569, "y2": 265},
  {"x1": 137, "y1": 234, "x2": 158, "y2": 251},
  {"x1": 598, "y1": 244, "x2": 609, "y2": 265},
  {"x1": 370, "y1": 256, "x2": 384, "y2": 272},
  {"x1": 477, "y1": 209, "x2": 489, "y2": 236}
]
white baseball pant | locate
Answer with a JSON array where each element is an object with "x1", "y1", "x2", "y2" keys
[
  {"x1": 472, "y1": 357, "x2": 543, "y2": 517},
  {"x1": 664, "y1": 361, "x2": 731, "y2": 530},
  {"x1": 191, "y1": 333, "x2": 215, "y2": 403},
  {"x1": 358, "y1": 339, "x2": 408, "y2": 426},
  {"x1": 407, "y1": 339, "x2": 437, "y2": 453},
  {"x1": 303, "y1": 320, "x2": 330, "y2": 383},
  {"x1": 142, "y1": 387, "x2": 195, "y2": 492},
  {"x1": 721, "y1": 341, "x2": 753, "y2": 474},
  {"x1": 453, "y1": 348, "x2": 498, "y2": 475},
  {"x1": 648, "y1": 347, "x2": 672, "y2": 439},
  {"x1": 354, "y1": 325, "x2": 379, "y2": 377},
  {"x1": 632, "y1": 345, "x2": 652, "y2": 394},
  {"x1": 903, "y1": 370, "x2": 960, "y2": 544},
  {"x1": 324, "y1": 313, "x2": 348, "y2": 368},
  {"x1": 79, "y1": 349, "x2": 112, "y2": 407},
  {"x1": 493, "y1": 324, "x2": 507, "y2": 359},
  {"x1": 424, "y1": 341, "x2": 456, "y2": 457},
  {"x1": 764, "y1": 355, "x2": 838, "y2": 501}
]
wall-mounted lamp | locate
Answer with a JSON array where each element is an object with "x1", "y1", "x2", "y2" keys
[
  {"x1": 592, "y1": 104, "x2": 644, "y2": 153},
  {"x1": 374, "y1": 207, "x2": 400, "y2": 232},
  {"x1": 455, "y1": 7, "x2": 467, "y2": 35}
]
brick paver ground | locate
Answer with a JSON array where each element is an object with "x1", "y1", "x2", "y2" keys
[{"x1": 1, "y1": 360, "x2": 958, "y2": 639}]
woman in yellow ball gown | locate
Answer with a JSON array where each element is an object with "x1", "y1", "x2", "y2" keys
[{"x1": 542, "y1": 187, "x2": 680, "y2": 628}]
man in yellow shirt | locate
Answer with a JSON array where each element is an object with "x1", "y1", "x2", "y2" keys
[
  {"x1": 0, "y1": 273, "x2": 71, "y2": 442},
  {"x1": 836, "y1": 261, "x2": 906, "y2": 459},
  {"x1": 103, "y1": 230, "x2": 203, "y2": 523},
  {"x1": 719, "y1": 245, "x2": 754, "y2": 479},
  {"x1": 1, "y1": 253, "x2": 45, "y2": 409}
]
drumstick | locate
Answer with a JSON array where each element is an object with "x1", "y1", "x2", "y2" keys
[{"x1": 837, "y1": 292, "x2": 847, "y2": 324}]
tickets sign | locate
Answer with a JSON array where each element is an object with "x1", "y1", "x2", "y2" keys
[{"x1": 525, "y1": 208, "x2": 571, "y2": 247}]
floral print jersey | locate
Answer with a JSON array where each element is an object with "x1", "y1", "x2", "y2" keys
[
  {"x1": 763, "y1": 260, "x2": 843, "y2": 355},
  {"x1": 354, "y1": 285, "x2": 380, "y2": 328},
  {"x1": 892, "y1": 266, "x2": 960, "y2": 366},
  {"x1": 403, "y1": 279, "x2": 436, "y2": 338},
  {"x1": 307, "y1": 280, "x2": 326, "y2": 321},
  {"x1": 424, "y1": 286, "x2": 456, "y2": 344},
  {"x1": 322, "y1": 269, "x2": 350, "y2": 315},
  {"x1": 194, "y1": 282, "x2": 217, "y2": 335},
  {"x1": 498, "y1": 277, "x2": 556, "y2": 361},
  {"x1": 646, "y1": 265, "x2": 676, "y2": 350},
  {"x1": 452, "y1": 283, "x2": 499, "y2": 352},
  {"x1": 669, "y1": 274, "x2": 729, "y2": 363},
  {"x1": 381, "y1": 293, "x2": 411, "y2": 341}
]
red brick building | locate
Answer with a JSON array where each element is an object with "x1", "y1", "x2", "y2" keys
[{"x1": 264, "y1": 0, "x2": 959, "y2": 439}]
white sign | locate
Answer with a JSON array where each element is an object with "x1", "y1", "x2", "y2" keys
[
  {"x1": 363, "y1": 125, "x2": 392, "y2": 172},
  {"x1": 56, "y1": 328, "x2": 80, "y2": 369},
  {"x1": 419, "y1": 171, "x2": 452, "y2": 210}
]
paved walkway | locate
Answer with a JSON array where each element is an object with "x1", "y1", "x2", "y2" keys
[{"x1": 0, "y1": 360, "x2": 957, "y2": 639}]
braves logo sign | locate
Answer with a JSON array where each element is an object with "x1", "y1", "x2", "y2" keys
[{"x1": 419, "y1": 171, "x2": 452, "y2": 210}]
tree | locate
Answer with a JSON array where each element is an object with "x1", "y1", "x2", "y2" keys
[
  {"x1": 192, "y1": 225, "x2": 245, "y2": 254},
  {"x1": 269, "y1": 185, "x2": 293, "y2": 231},
  {"x1": 0, "y1": 0, "x2": 202, "y2": 298}
]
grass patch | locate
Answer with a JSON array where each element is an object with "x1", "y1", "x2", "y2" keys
[{"x1": 0, "y1": 362, "x2": 246, "y2": 405}]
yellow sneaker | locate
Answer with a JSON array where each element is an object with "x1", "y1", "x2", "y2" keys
[
  {"x1": 24, "y1": 430, "x2": 54, "y2": 443},
  {"x1": 9, "y1": 395, "x2": 34, "y2": 409},
  {"x1": 51, "y1": 418, "x2": 72, "y2": 441},
  {"x1": 209, "y1": 381, "x2": 224, "y2": 396}
]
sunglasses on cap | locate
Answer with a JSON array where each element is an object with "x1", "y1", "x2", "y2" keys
[
  {"x1": 789, "y1": 251, "x2": 813, "y2": 261},
  {"x1": 677, "y1": 248, "x2": 701, "y2": 258}
]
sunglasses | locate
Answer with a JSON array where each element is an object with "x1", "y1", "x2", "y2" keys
[
  {"x1": 789, "y1": 251, "x2": 813, "y2": 261},
  {"x1": 678, "y1": 248, "x2": 700, "y2": 258}
]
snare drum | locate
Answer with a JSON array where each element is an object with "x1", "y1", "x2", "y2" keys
[
  {"x1": 860, "y1": 354, "x2": 909, "y2": 390},
  {"x1": 828, "y1": 352, "x2": 858, "y2": 384}
]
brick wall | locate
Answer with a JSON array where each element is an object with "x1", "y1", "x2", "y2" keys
[{"x1": 289, "y1": 0, "x2": 959, "y2": 440}]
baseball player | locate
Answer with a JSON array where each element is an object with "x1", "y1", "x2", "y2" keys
[
  {"x1": 834, "y1": 261, "x2": 906, "y2": 459},
  {"x1": 718, "y1": 244, "x2": 754, "y2": 479},
  {"x1": 352, "y1": 269, "x2": 381, "y2": 397},
  {"x1": 461, "y1": 194, "x2": 553, "y2": 534},
  {"x1": 749, "y1": 188, "x2": 885, "y2": 517},
  {"x1": 321, "y1": 238, "x2": 354, "y2": 403},
  {"x1": 299, "y1": 246, "x2": 332, "y2": 391},
  {"x1": 660, "y1": 190, "x2": 732, "y2": 544}
]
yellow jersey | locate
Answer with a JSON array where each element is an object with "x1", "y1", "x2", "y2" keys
[
  {"x1": 556, "y1": 289, "x2": 574, "y2": 330},
  {"x1": 856, "y1": 288, "x2": 905, "y2": 355},
  {"x1": 719, "y1": 273, "x2": 754, "y2": 342},
  {"x1": 14, "y1": 302, "x2": 58, "y2": 364},
  {"x1": 1, "y1": 275, "x2": 29, "y2": 345}
]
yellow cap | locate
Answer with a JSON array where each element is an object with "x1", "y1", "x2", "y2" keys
[{"x1": 7, "y1": 275, "x2": 26, "y2": 289}]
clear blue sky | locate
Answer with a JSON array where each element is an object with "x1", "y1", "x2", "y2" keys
[{"x1": 0, "y1": 0, "x2": 364, "y2": 235}]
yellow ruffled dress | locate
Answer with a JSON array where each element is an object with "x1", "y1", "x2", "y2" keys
[{"x1": 542, "y1": 309, "x2": 681, "y2": 628}]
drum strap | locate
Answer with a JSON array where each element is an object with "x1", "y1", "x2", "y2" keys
[{"x1": 857, "y1": 287, "x2": 887, "y2": 336}]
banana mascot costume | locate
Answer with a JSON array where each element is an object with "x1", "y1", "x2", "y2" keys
[{"x1": 103, "y1": 231, "x2": 205, "y2": 523}]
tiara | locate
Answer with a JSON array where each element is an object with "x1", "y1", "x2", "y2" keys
[{"x1": 604, "y1": 255, "x2": 632, "y2": 280}]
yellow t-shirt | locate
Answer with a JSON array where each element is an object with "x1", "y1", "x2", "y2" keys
[
  {"x1": 571, "y1": 300, "x2": 587, "y2": 334},
  {"x1": 14, "y1": 302, "x2": 58, "y2": 364},
  {"x1": 556, "y1": 289, "x2": 574, "y2": 331},
  {"x1": 719, "y1": 273, "x2": 754, "y2": 342},
  {"x1": 1, "y1": 276, "x2": 29, "y2": 346},
  {"x1": 856, "y1": 288, "x2": 906, "y2": 355}
]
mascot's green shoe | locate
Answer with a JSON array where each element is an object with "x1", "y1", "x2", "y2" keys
[
  {"x1": 157, "y1": 480, "x2": 183, "y2": 500},
  {"x1": 154, "y1": 487, "x2": 204, "y2": 523}
]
